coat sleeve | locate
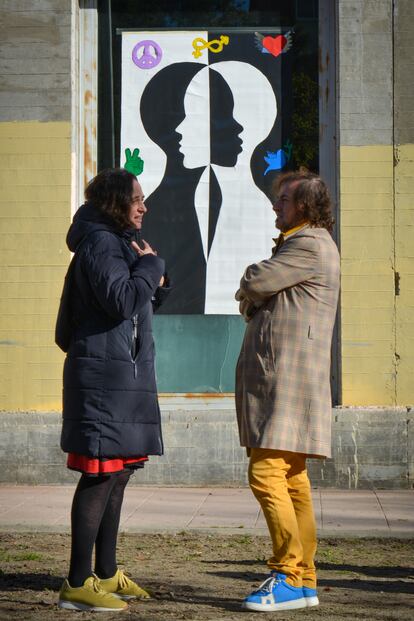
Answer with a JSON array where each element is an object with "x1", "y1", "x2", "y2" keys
[
  {"x1": 238, "y1": 235, "x2": 319, "y2": 304},
  {"x1": 82, "y1": 232, "x2": 165, "y2": 320}
]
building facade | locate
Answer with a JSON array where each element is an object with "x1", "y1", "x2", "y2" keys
[{"x1": 0, "y1": 0, "x2": 413, "y2": 487}]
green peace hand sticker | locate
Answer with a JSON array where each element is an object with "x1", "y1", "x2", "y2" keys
[{"x1": 124, "y1": 148, "x2": 144, "y2": 176}]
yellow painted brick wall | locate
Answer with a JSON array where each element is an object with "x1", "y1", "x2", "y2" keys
[
  {"x1": 1, "y1": 130, "x2": 411, "y2": 410},
  {"x1": 340, "y1": 145, "x2": 396, "y2": 405},
  {"x1": 395, "y1": 143, "x2": 414, "y2": 404},
  {"x1": 0, "y1": 121, "x2": 71, "y2": 411}
]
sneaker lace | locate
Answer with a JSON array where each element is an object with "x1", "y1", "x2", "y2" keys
[
  {"x1": 117, "y1": 569, "x2": 132, "y2": 590},
  {"x1": 91, "y1": 575, "x2": 108, "y2": 595},
  {"x1": 253, "y1": 575, "x2": 281, "y2": 595}
]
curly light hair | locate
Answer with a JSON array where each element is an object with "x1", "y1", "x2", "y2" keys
[{"x1": 273, "y1": 170, "x2": 335, "y2": 233}]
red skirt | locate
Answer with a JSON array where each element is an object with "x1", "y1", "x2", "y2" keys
[{"x1": 67, "y1": 453, "x2": 148, "y2": 476}]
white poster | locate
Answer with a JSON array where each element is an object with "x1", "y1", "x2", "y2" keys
[{"x1": 121, "y1": 29, "x2": 293, "y2": 314}]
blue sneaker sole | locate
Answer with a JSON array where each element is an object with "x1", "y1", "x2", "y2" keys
[{"x1": 305, "y1": 595, "x2": 319, "y2": 607}]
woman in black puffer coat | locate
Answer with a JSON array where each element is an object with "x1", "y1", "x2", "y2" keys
[{"x1": 57, "y1": 168, "x2": 167, "y2": 612}]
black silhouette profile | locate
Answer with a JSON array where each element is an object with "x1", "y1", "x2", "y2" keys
[
  {"x1": 140, "y1": 62, "x2": 243, "y2": 314},
  {"x1": 209, "y1": 68, "x2": 243, "y2": 167}
]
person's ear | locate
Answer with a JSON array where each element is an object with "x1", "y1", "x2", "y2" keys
[{"x1": 297, "y1": 201, "x2": 305, "y2": 215}]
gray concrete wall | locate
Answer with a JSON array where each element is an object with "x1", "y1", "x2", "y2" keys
[
  {"x1": 339, "y1": 0, "x2": 414, "y2": 146},
  {"x1": 339, "y1": 0, "x2": 393, "y2": 147},
  {"x1": 0, "y1": 404, "x2": 412, "y2": 488},
  {"x1": 0, "y1": 0, "x2": 71, "y2": 122},
  {"x1": 394, "y1": 0, "x2": 414, "y2": 144}
]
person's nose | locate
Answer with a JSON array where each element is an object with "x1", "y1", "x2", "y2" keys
[
  {"x1": 175, "y1": 120, "x2": 183, "y2": 138},
  {"x1": 138, "y1": 201, "x2": 147, "y2": 213}
]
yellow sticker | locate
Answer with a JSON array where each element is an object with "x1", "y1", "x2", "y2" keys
[{"x1": 192, "y1": 35, "x2": 229, "y2": 59}]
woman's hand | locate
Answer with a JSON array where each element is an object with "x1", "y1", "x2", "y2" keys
[
  {"x1": 131, "y1": 239, "x2": 165, "y2": 287},
  {"x1": 131, "y1": 239, "x2": 157, "y2": 256},
  {"x1": 131, "y1": 240, "x2": 164, "y2": 286}
]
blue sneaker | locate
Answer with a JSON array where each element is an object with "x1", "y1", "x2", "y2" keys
[
  {"x1": 242, "y1": 573, "x2": 306, "y2": 612},
  {"x1": 303, "y1": 586, "x2": 319, "y2": 607}
]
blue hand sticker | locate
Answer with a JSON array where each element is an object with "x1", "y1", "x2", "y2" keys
[{"x1": 264, "y1": 140, "x2": 292, "y2": 175}]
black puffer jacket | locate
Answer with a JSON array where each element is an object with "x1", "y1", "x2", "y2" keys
[{"x1": 60, "y1": 203, "x2": 165, "y2": 459}]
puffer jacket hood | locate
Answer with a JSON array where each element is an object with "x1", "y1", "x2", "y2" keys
[{"x1": 66, "y1": 202, "x2": 135, "y2": 252}]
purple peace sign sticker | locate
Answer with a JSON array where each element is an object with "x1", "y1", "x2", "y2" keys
[{"x1": 132, "y1": 40, "x2": 163, "y2": 70}]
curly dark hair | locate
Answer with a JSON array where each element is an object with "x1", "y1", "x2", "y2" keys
[
  {"x1": 273, "y1": 170, "x2": 335, "y2": 233},
  {"x1": 84, "y1": 168, "x2": 137, "y2": 230}
]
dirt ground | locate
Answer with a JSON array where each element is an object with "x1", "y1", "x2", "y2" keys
[{"x1": 0, "y1": 532, "x2": 413, "y2": 621}]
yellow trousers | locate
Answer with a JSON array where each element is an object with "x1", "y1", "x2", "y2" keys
[{"x1": 248, "y1": 448, "x2": 317, "y2": 588}]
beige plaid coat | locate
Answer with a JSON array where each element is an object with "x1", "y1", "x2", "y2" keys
[{"x1": 235, "y1": 226, "x2": 340, "y2": 458}]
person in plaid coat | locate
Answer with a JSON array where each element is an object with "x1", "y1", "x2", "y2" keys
[{"x1": 235, "y1": 171, "x2": 340, "y2": 612}]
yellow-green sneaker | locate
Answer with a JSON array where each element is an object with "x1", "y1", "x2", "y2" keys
[
  {"x1": 99, "y1": 568, "x2": 151, "y2": 600},
  {"x1": 58, "y1": 575, "x2": 128, "y2": 611}
]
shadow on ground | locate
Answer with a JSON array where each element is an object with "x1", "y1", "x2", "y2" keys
[{"x1": 0, "y1": 533, "x2": 413, "y2": 620}]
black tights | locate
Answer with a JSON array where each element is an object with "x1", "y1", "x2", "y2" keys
[{"x1": 68, "y1": 469, "x2": 131, "y2": 587}]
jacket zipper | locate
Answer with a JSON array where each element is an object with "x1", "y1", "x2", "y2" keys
[{"x1": 132, "y1": 315, "x2": 138, "y2": 378}]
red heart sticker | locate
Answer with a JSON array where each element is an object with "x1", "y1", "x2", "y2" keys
[{"x1": 263, "y1": 35, "x2": 287, "y2": 57}]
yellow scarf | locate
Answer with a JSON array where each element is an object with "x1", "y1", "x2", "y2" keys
[{"x1": 272, "y1": 221, "x2": 309, "y2": 253}]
